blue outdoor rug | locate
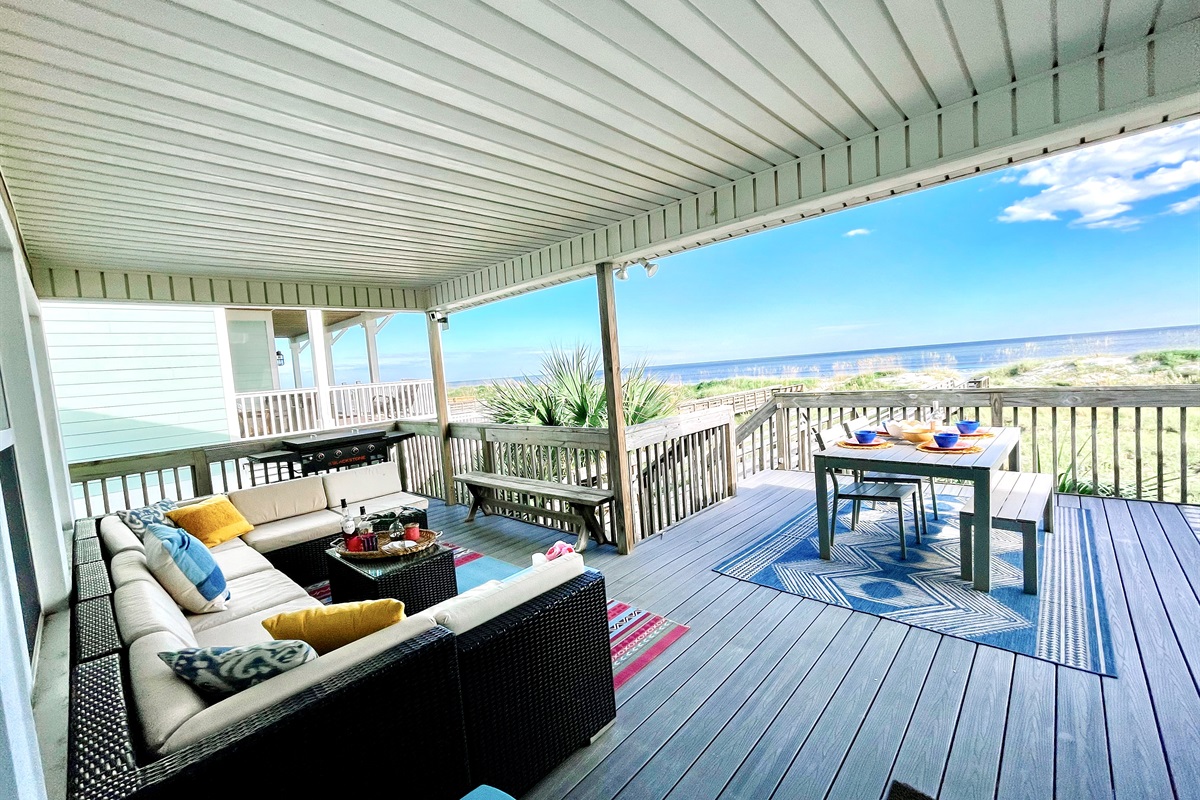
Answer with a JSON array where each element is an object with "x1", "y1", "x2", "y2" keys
[{"x1": 714, "y1": 497, "x2": 1116, "y2": 676}]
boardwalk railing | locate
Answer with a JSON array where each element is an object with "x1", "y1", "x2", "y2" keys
[
  {"x1": 234, "y1": 379, "x2": 435, "y2": 439},
  {"x1": 735, "y1": 385, "x2": 1200, "y2": 504},
  {"x1": 676, "y1": 384, "x2": 805, "y2": 415}
]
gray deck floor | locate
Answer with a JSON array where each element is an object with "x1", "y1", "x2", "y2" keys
[{"x1": 425, "y1": 469, "x2": 1200, "y2": 800}]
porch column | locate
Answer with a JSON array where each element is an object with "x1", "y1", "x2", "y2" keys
[
  {"x1": 596, "y1": 262, "x2": 634, "y2": 554},
  {"x1": 307, "y1": 309, "x2": 335, "y2": 429},
  {"x1": 0, "y1": 249, "x2": 70, "y2": 607},
  {"x1": 364, "y1": 317, "x2": 381, "y2": 384},
  {"x1": 426, "y1": 314, "x2": 456, "y2": 504},
  {"x1": 289, "y1": 340, "x2": 303, "y2": 388}
]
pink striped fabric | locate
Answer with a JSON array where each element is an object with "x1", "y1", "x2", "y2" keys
[{"x1": 608, "y1": 599, "x2": 689, "y2": 690}]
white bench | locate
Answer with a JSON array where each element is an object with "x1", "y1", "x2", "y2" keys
[
  {"x1": 455, "y1": 471, "x2": 615, "y2": 551},
  {"x1": 959, "y1": 471, "x2": 1055, "y2": 594}
]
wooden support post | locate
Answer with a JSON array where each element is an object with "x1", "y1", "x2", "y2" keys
[
  {"x1": 190, "y1": 449, "x2": 213, "y2": 497},
  {"x1": 597, "y1": 262, "x2": 634, "y2": 554},
  {"x1": 307, "y1": 309, "x2": 335, "y2": 429},
  {"x1": 990, "y1": 392, "x2": 1004, "y2": 427},
  {"x1": 774, "y1": 405, "x2": 789, "y2": 470},
  {"x1": 723, "y1": 408, "x2": 738, "y2": 497},
  {"x1": 426, "y1": 313, "x2": 456, "y2": 505},
  {"x1": 364, "y1": 317, "x2": 381, "y2": 384},
  {"x1": 289, "y1": 340, "x2": 303, "y2": 388}
]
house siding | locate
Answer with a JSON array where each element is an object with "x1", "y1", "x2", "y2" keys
[{"x1": 41, "y1": 303, "x2": 231, "y2": 462}]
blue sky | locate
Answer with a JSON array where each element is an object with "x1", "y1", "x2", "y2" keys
[{"x1": 322, "y1": 119, "x2": 1200, "y2": 386}]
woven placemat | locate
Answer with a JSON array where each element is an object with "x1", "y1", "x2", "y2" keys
[
  {"x1": 916, "y1": 443, "x2": 983, "y2": 455},
  {"x1": 957, "y1": 431, "x2": 995, "y2": 438},
  {"x1": 837, "y1": 440, "x2": 894, "y2": 450}
]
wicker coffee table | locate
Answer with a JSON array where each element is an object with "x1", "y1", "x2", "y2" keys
[{"x1": 325, "y1": 543, "x2": 457, "y2": 612}]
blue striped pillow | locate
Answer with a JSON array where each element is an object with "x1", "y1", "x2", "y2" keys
[{"x1": 143, "y1": 522, "x2": 229, "y2": 613}]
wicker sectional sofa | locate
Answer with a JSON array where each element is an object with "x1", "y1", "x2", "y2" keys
[
  {"x1": 223, "y1": 462, "x2": 431, "y2": 585},
  {"x1": 68, "y1": 494, "x2": 616, "y2": 799}
]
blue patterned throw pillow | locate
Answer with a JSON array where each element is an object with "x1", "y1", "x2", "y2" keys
[
  {"x1": 143, "y1": 522, "x2": 229, "y2": 613},
  {"x1": 159, "y1": 640, "x2": 317, "y2": 696},
  {"x1": 116, "y1": 499, "x2": 178, "y2": 537}
]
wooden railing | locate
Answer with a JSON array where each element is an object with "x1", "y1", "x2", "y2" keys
[
  {"x1": 394, "y1": 407, "x2": 737, "y2": 544},
  {"x1": 68, "y1": 407, "x2": 737, "y2": 548},
  {"x1": 234, "y1": 380, "x2": 435, "y2": 439},
  {"x1": 676, "y1": 384, "x2": 805, "y2": 415},
  {"x1": 735, "y1": 386, "x2": 1200, "y2": 504},
  {"x1": 234, "y1": 388, "x2": 321, "y2": 438},
  {"x1": 329, "y1": 380, "x2": 436, "y2": 426}
]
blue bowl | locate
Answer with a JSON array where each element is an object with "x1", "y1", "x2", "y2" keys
[
  {"x1": 853, "y1": 429, "x2": 878, "y2": 444},
  {"x1": 956, "y1": 420, "x2": 980, "y2": 434},
  {"x1": 934, "y1": 431, "x2": 960, "y2": 449}
]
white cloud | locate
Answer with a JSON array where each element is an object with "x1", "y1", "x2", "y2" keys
[
  {"x1": 844, "y1": 228, "x2": 871, "y2": 237},
  {"x1": 1168, "y1": 195, "x2": 1200, "y2": 215},
  {"x1": 998, "y1": 119, "x2": 1200, "y2": 227}
]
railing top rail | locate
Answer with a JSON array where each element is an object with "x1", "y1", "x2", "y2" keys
[
  {"x1": 233, "y1": 387, "x2": 319, "y2": 399},
  {"x1": 734, "y1": 398, "x2": 782, "y2": 444},
  {"x1": 627, "y1": 407, "x2": 735, "y2": 450},
  {"x1": 677, "y1": 383, "x2": 804, "y2": 407},
  {"x1": 330, "y1": 379, "x2": 433, "y2": 389},
  {"x1": 774, "y1": 385, "x2": 1200, "y2": 408}
]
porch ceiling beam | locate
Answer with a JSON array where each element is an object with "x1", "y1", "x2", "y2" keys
[
  {"x1": 430, "y1": 24, "x2": 1200, "y2": 313},
  {"x1": 30, "y1": 266, "x2": 430, "y2": 312}
]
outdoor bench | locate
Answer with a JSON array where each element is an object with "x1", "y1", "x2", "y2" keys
[
  {"x1": 959, "y1": 471, "x2": 1055, "y2": 594},
  {"x1": 455, "y1": 470, "x2": 615, "y2": 550}
]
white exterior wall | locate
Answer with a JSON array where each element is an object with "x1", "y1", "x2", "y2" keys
[{"x1": 41, "y1": 303, "x2": 232, "y2": 462}]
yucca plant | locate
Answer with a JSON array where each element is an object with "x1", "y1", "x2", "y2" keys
[{"x1": 481, "y1": 344, "x2": 677, "y2": 427}]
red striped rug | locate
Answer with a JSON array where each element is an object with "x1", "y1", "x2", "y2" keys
[{"x1": 608, "y1": 599, "x2": 689, "y2": 690}]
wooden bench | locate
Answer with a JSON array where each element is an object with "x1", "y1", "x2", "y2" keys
[
  {"x1": 455, "y1": 471, "x2": 616, "y2": 551},
  {"x1": 959, "y1": 471, "x2": 1055, "y2": 594}
]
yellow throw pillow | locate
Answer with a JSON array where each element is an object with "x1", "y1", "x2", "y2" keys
[
  {"x1": 262, "y1": 600, "x2": 405, "y2": 655},
  {"x1": 165, "y1": 496, "x2": 253, "y2": 548}
]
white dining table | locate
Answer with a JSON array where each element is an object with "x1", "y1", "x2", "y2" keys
[{"x1": 812, "y1": 426, "x2": 1022, "y2": 591}]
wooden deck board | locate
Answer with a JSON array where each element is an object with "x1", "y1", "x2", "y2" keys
[{"x1": 416, "y1": 470, "x2": 1192, "y2": 799}]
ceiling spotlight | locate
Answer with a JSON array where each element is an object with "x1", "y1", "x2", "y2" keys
[
  {"x1": 638, "y1": 258, "x2": 659, "y2": 278},
  {"x1": 615, "y1": 266, "x2": 629, "y2": 280}
]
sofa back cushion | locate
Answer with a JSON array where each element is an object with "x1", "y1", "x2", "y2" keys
[
  {"x1": 100, "y1": 515, "x2": 145, "y2": 557},
  {"x1": 427, "y1": 553, "x2": 586, "y2": 634},
  {"x1": 321, "y1": 462, "x2": 402, "y2": 509},
  {"x1": 228, "y1": 476, "x2": 327, "y2": 526}
]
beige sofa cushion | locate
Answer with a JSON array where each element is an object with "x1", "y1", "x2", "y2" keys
[
  {"x1": 427, "y1": 553, "x2": 585, "y2": 634},
  {"x1": 192, "y1": 596, "x2": 324, "y2": 649},
  {"x1": 322, "y1": 462, "x2": 404, "y2": 508},
  {"x1": 100, "y1": 515, "x2": 144, "y2": 556},
  {"x1": 208, "y1": 537, "x2": 274, "y2": 581},
  {"x1": 114, "y1": 580, "x2": 199, "y2": 646},
  {"x1": 161, "y1": 611, "x2": 437, "y2": 753},
  {"x1": 355, "y1": 491, "x2": 430, "y2": 516},
  {"x1": 228, "y1": 476, "x2": 327, "y2": 526},
  {"x1": 240, "y1": 509, "x2": 344, "y2": 554},
  {"x1": 129, "y1": 631, "x2": 210, "y2": 754},
  {"x1": 110, "y1": 550, "x2": 156, "y2": 588},
  {"x1": 186, "y1": 569, "x2": 312, "y2": 634}
]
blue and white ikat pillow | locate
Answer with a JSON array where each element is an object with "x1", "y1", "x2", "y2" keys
[
  {"x1": 159, "y1": 640, "x2": 317, "y2": 697},
  {"x1": 116, "y1": 499, "x2": 178, "y2": 536}
]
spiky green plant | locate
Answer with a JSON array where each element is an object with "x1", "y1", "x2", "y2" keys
[{"x1": 481, "y1": 344, "x2": 677, "y2": 427}]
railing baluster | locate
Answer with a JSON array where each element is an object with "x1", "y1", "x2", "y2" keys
[
  {"x1": 1157, "y1": 407, "x2": 1165, "y2": 501},
  {"x1": 1181, "y1": 407, "x2": 1188, "y2": 504},
  {"x1": 1070, "y1": 407, "x2": 1078, "y2": 485},
  {"x1": 1112, "y1": 407, "x2": 1120, "y2": 496},
  {"x1": 1091, "y1": 407, "x2": 1099, "y2": 494},
  {"x1": 1135, "y1": 406, "x2": 1143, "y2": 499}
]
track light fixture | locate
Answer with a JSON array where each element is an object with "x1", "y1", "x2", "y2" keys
[{"x1": 615, "y1": 265, "x2": 629, "y2": 280}]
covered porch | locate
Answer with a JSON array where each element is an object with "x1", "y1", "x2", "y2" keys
[{"x1": 432, "y1": 468, "x2": 1199, "y2": 800}]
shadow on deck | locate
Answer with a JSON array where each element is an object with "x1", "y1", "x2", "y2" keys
[{"x1": 425, "y1": 469, "x2": 1200, "y2": 800}]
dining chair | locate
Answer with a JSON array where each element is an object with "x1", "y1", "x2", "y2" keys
[
  {"x1": 813, "y1": 424, "x2": 921, "y2": 558},
  {"x1": 843, "y1": 415, "x2": 936, "y2": 534}
]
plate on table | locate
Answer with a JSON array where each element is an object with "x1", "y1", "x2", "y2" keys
[{"x1": 916, "y1": 441, "x2": 980, "y2": 454}]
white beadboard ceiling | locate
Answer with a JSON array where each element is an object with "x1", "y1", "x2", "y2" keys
[{"x1": 1, "y1": 0, "x2": 1196, "y2": 303}]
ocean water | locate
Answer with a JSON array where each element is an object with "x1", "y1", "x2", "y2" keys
[{"x1": 643, "y1": 325, "x2": 1200, "y2": 385}]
